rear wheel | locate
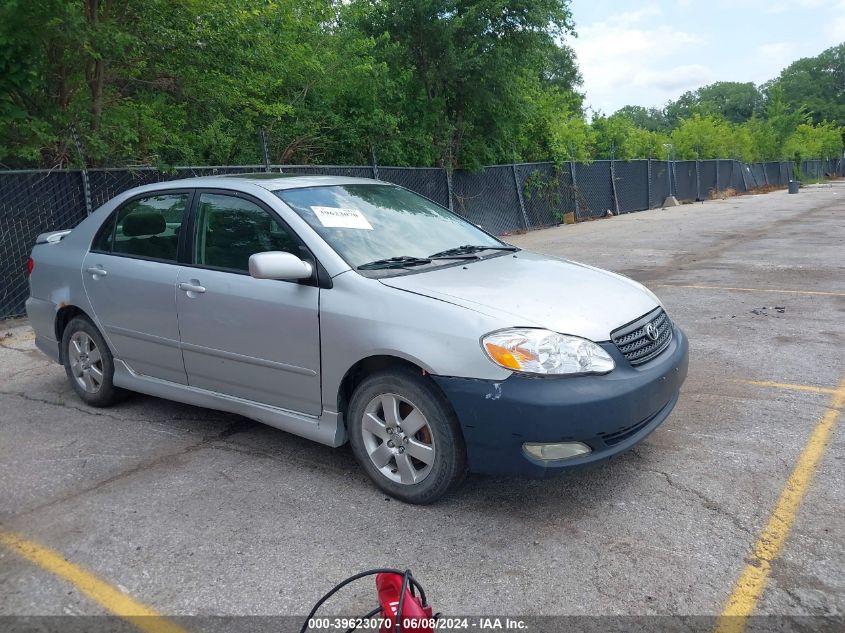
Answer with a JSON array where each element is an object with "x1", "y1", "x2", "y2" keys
[
  {"x1": 62, "y1": 316, "x2": 125, "y2": 407},
  {"x1": 348, "y1": 368, "x2": 466, "y2": 504}
]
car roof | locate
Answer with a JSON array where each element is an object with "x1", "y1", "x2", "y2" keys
[{"x1": 137, "y1": 173, "x2": 385, "y2": 193}]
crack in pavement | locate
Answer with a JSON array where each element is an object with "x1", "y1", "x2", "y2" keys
[
  {"x1": 643, "y1": 467, "x2": 755, "y2": 539},
  {"x1": 0, "y1": 418, "x2": 253, "y2": 523},
  {"x1": 203, "y1": 439, "x2": 352, "y2": 475},
  {"x1": 0, "y1": 390, "x2": 233, "y2": 429},
  {"x1": 0, "y1": 390, "x2": 166, "y2": 426}
]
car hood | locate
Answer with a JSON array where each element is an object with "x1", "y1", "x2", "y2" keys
[{"x1": 379, "y1": 250, "x2": 661, "y2": 342}]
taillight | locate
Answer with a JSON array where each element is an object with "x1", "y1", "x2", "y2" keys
[{"x1": 26, "y1": 257, "x2": 34, "y2": 276}]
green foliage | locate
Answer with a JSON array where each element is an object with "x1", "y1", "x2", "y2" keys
[
  {"x1": 545, "y1": 110, "x2": 593, "y2": 162},
  {"x1": 624, "y1": 127, "x2": 670, "y2": 160},
  {"x1": 607, "y1": 44, "x2": 844, "y2": 162},
  {"x1": 589, "y1": 113, "x2": 668, "y2": 160},
  {"x1": 612, "y1": 106, "x2": 669, "y2": 132},
  {"x1": 0, "y1": 2, "x2": 841, "y2": 169},
  {"x1": 783, "y1": 121, "x2": 845, "y2": 162},
  {"x1": 0, "y1": 0, "x2": 583, "y2": 168},
  {"x1": 668, "y1": 114, "x2": 752, "y2": 161},
  {"x1": 665, "y1": 82, "x2": 763, "y2": 125},
  {"x1": 766, "y1": 43, "x2": 845, "y2": 128},
  {"x1": 349, "y1": 0, "x2": 580, "y2": 168}
]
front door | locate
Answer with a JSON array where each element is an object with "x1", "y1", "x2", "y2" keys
[
  {"x1": 175, "y1": 191, "x2": 321, "y2": 415},
  {"x1": 82, "y1": 191, "x2": 190, "y2": 384}
]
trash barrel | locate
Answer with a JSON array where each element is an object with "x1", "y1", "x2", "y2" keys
[{"x1": 788, "y1": 180, "x2": 800, "y2": 194}]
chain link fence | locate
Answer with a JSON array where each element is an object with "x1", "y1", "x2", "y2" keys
[{"x1": 2, "y1": 158, "x2": 843, "y2": 319}]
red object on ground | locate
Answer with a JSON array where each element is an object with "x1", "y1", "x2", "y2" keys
[{"x1": 376, "y1": 573, "x2": 433, "y2": 633}]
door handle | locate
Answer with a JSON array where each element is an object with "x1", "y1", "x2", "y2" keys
[
  {"x1": 86, "y1": 266, "x2": 108, "y2": 277},
  {"x1": 178, "y1": 282, "x2": 206, "y2": 294}
]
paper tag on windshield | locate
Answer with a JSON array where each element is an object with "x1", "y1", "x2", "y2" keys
[{"x1": 311, "y1": 206, "x2": 373, "y2": 230}]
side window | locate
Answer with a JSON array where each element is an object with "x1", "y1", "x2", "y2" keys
[
  {"x1": 194, "y1": 193, "x2": 301, "y2": 273},
  {"x1": 91, "y1": 212, "x2": 116, "y2": 252},
  {"x1": 113, "y1": 193, "x2": 188, "y2": 262}
]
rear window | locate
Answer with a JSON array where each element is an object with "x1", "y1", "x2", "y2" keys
[{"x1": 110, "y1": 193, "x2": 188, "y2": 262}]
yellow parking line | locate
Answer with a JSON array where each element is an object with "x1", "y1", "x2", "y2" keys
[
  {"x1": 739, "y1": 380, "x2": 838, "y2": 396},
  {"x1": 715, "y1": 377, "x2": 845, "y2": 633},
  {"x1": 655, "y1": 283, "x2": 845, "y2": 297},
  {"x1": 0, "y1": 531, "x2": 188, "y2": 633}
]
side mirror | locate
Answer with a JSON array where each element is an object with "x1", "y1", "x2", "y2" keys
[{"x1": 248, "y1": 251, "x2": 313, "y2": 281}]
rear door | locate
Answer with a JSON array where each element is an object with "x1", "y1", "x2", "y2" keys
[
  {"x1": 175, "y1": 191, "x2": 321, "y2": 415},
  {"x1": 82, "y1": 190, "x2": 191, "y2": 384}
]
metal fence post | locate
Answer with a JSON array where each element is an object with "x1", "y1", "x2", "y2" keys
[
  {"x1": 512, "y1": 164, "x2": 530, "y2": 230},
  {"x1": 740, "y1": 162, "x2": 750, "y2": 192},
  {"x1": 70, "y1": 126, "x2": 93, "y2": 215},
  {"x1": 609, "y1": 159, "x2": 620, "y2": 214},
  {"x1": 370, "y1": 145, "x2": 379, "y2": 180},
  {"x1": 695, "y1": 160, "x2": 701, "y2": 200},
  {"x1": 647, "y1": 159, "x2": 652, "y2": 208},
  {"x1": 445, "y1": 169, "x2": 454, "y2": 212},
  {"x1": 259, "y1": 129, "x2": 271, "y2": 173},
  {"x1": 715, "y1": 158, "x2": 720, "y2": 192},
  {"x1": 570, "y1": 160, "x2": 580, "y2": 218}
]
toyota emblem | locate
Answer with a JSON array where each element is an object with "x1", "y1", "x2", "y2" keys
[{"x1": 645, "y1": 322, "x2": 660, "y2": 341}]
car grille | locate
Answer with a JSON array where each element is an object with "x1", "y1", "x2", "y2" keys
[{"x1": 611, "y1": 308, "x2": 673, "y2": 366}]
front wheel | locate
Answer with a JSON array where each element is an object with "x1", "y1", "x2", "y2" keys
[{"x1": 347, "y1": 368, "x2": 467, "y2": 504}]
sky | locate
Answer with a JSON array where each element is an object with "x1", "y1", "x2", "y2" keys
[{"x1": 567, "y1": 0, "x2": 845, "y2": 117}]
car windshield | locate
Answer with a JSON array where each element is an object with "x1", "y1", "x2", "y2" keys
[{"x1": 275, "y1": 184, "x2": 508, "y2": 271}]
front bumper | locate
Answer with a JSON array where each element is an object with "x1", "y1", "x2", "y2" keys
[{"x1": 432, "y1": 324, "x2": 689, "y2": 477}]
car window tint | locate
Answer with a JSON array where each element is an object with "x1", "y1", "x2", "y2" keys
[
  {"x1": 113, "y1": 193, "x2": 188, "y2": 261},
  {"x1": 91, "y1": 211, "x2": 116, "y2": 252},
  {"x1": 194, "y1": 193, "x2": 300, "y2": 272}
]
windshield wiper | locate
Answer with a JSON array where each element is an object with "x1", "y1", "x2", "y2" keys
[
  {"x1": 428, "y1": 244, "x2": 518, "y2": 258},
  {"x1": 357, "y1": 255, "x2": 432, "y2": 270}
]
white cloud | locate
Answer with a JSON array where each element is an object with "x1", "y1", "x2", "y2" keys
[
  {"x1": 571, "y1": 8, "x2": 708, "y2": 115},
  {"x1": 757, "y1": 42, "x2": 794, "y2": 57},
  {"x1": 568, "y1": 0, "x2": 844, "y2": 116},
  {"x1": 633, "y1": 64, "x2": 713, "y2": 91},
  {"x1": 752, "y1": 41, "x2": 796, "y2": 80},
  {"x1": 826, "y1": 2, "x2": 845, "y2": 41}
]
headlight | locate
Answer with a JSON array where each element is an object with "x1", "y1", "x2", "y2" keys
[{"x1": 481, "y1": 328, "x2": 615, "y2": 376}]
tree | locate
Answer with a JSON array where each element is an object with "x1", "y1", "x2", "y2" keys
[
  {"x1": 611, "y1": 105, "x2": 669, "y2": 132},
  {"x1": 665, "y1": 82, "x2": 762, "y2": 126},
  {"x1": 0, "y1": 0, "x2": 137, "y2": 166},
  {"x1": 696, "y1": 82, "x2": 763, "y2": 124},
  {"x1": 783, "y1": 122, "x2": 845, "y2": 164},
  {"x1": 0, "y1": 3, "x2": 838, "y2": 169},
  {"x1": 670, "y1": 113, "x2": 752, "y2": 161},
  {"x1": 590, "y1": 114, "x2": 633, "y2": 159},
  {"x1": 346, "y1": 0, "x2": 580, "y2": 168},
  {"x1": 767, "y1": 43, "x2": 845, "y2": 128},
  {"x1": 624, "y1": 127, "x2": 670, "y2": 159}
]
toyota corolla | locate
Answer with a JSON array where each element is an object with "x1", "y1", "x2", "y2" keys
[{"x1": 26, "y1": 174, "x2": 688, "y2": 503}]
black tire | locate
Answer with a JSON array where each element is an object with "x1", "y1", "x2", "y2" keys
[
  {"x1": 61, "y1": 316, "x2": 126, "y2": 408},
  {"x1": 347, "y1": 367, "x2": 467, "y2": 504}
]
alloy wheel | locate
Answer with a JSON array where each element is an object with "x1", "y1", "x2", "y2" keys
[
  {"x1": 68, "y1": 331, "x2": 104, "y2": 394},
  {"x1": 360, "y1": 393, "x2": 436, "y2": 485}
]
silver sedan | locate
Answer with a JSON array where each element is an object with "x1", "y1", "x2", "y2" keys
[{"x1": 26, "y1": 175, "x2": 688, "y2": 503}]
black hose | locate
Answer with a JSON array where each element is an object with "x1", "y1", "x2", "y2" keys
[
  {"x1": 299, "y1": 568, "x2": 427, "y2": 633},
  {"x1": 395, "y1": 569, "x2": 411, "y2": 633}
]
